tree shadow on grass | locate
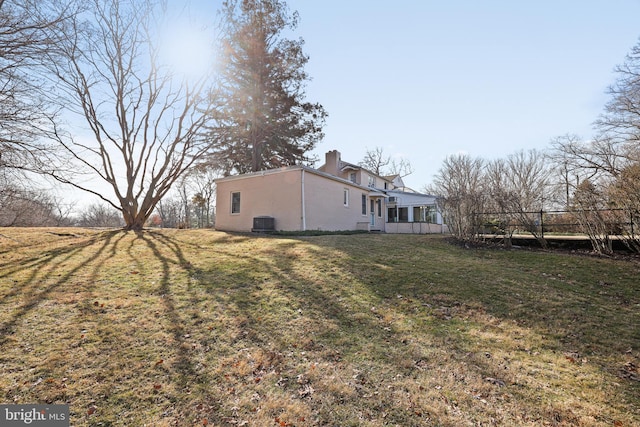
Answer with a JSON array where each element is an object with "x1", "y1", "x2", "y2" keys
[
  {"x1": 0, "y1": 230, "x2": 126, "y2": 347},
  {"x1": 1, "y1": 229, "x2": 213, "y2": 423},
  {"x1": 189, "y1": 237, "x2": 445, "y2": 425},
  {"x1": 135, "y1": 231, "x2": 200, "y2": 389},
  {"x1": 193, "y1": 234, "x2": 640, "y2": 426}
]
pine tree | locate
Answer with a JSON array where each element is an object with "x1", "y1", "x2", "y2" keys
[{"x1": 210, "y1": 0, "x2": 327, "y2": 174}]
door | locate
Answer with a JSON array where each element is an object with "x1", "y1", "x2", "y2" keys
[{"x1": 370, "y1": 199, "x2": 375, "y2": 226}]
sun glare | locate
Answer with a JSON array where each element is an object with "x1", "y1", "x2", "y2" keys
[{"x1": 159, "y1": 22, "x2": 214, "y2": 81}]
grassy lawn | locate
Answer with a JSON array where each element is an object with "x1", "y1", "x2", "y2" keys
[{"x1": 0, "y1": 228, "x2": 638, "y2": 426}]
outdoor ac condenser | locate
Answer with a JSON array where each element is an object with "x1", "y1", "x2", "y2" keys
[{"x1": 252, "y1": 216, "x2": 275, "y2": 232}]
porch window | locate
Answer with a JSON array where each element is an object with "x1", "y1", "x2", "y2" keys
[
  {"x1": 398, "y1": 207, "x2": 409, "y2": 222},
  {"x1": 388, "y1": 207, "x2": 397, "y2": 222},
  {"x1": 387, "y1": 207, "x2": 408, "y2": 222},
  {"x1": 361, "y1": 194, "x2": 367, "y2": 215},
  {"x1": 413, "y1": 205, "x2": 437, "y2": 223},
  {"x1": 377, "y1": 199, "x2": 382, "y2": 217},
  {"x1": 231, "y1": 192, "x2": 241, "y2": 214}
]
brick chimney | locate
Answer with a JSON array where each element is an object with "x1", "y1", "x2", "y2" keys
[{"x1": 324, "y1": 150, "x2": 341, "y2": 176}]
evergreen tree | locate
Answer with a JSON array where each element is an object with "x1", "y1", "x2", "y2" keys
[{"x1": 210, "y1": 0, "x2": 327, "y2": 174}]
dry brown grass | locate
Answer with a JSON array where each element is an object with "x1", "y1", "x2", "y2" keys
[{"x1": 0, "y1": 228, "x2": 638, "y2": 426}]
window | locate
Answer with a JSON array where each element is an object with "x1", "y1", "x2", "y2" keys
[
  {"x1": 349, "y1": 172, "x2": 357, "y2": 183},
  {"x1": 361, "y1": 194, "x2": 367, "y2": 215},
  {"x1": 377, "y1": 199, "x2": 382, "y2": 217},
  {"x1": 231, "y1": 192, "x2": 241, "y2": 214},
  {"x1": 398, "y1": 207, "x2": 409, "y2": 222},
  {"x1": 387, "y1": 207, "x2": 408, "y2": 222},
  {"x1": 388, "y1": 207, "x2": 397, "y2": 222},
  {"x1": 343, "y1": 189, "x2": 349, "y2": 206},
  {"x1": 368, "y1": 175, "x2": 375, "y2": 188},
  {"x1": 413, "y1": 205, "x2": 437, "y2": 223}
]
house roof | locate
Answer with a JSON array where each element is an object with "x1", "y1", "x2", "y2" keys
[
  {"x1": 214, "y1": 151, "x2": 433, "y2": 199},
  {"x1": 214, "y1": 164, "x2": 377, "y2": 193}
]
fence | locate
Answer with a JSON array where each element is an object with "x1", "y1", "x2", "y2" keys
[{"x1": 474, "y1": 208, "x2": 637, "y2": 239}]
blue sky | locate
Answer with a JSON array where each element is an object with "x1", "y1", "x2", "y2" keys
[
  {"x1": 283, "y1": 1, "x2": 640, "y2": 190},
  {"x1": 171, "y1": 1, "x2": 640, "y2": 190}
]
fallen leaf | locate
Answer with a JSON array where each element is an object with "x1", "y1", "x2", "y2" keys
[
  {"x1": 87, "y1": 406, "x2": 97, "y2": 416},
  {"x1": 274, "y1": 417, "x2": 290, "y2": 426},
  {"x1": 155, "y1": 359, "x2": 164, "y2": 367},
  {"x1": 153, "y1": 383, "x2": 162, "y2": 390}
]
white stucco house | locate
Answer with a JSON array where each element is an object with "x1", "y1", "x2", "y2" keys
[{"x1": 214, "y1": 150, "x2": 447, "y2": 234}]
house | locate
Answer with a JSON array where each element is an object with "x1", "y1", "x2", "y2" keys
[{"x1": 214, "y1": 150, "x2": 447, "y2": 233}]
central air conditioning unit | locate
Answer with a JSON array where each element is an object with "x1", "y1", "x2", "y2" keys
[
  {"x1": 388, "y1": 196, "x2": 397, "y2": 203},
  {"x1": 252, "y1": 216, "x2": 275, "y2": 232}
]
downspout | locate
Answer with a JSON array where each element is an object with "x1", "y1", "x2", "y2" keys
[{"x1": 301, "y1": 168, "x2": 307, "y2": 231}]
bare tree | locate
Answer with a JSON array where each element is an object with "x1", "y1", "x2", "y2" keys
[
  {"x1": 359, "y1": 147, "x2": 390, "y2": 175},
  {"x1": 34, "y1": 0, "x2": 216, "y2": 231},
  {"x1": 389, "y1": 157, "x2": 414, "y2": 178},
  {"x1": 155, "y1": 197, "x2": 185, "y2": 229},
  {"x1": 606, "y1": 163, "x2": 640, "y2": 252},
  {"x1": 596, "y1": 38, "x2": 640, "y2": 153},
  {"x1": 485, "y1": 150, "x2": 550, "y2": 247},
  {"x1": 549, "y1": 134, "x2": 625, "y2": 233},
  {"x1": 0, "y1": 173, "x2": 65, "y2": 226},
  {"x1": 185, "y1": 163, "x2": 220, "y2": 228},
  {"x1": 0, "y1": 1, "x2": 72, "y2": 175},
  {"x1": 550, "y1": 134, "x2": 627, "y2": 184},
  {"x1": 359, "y1": 146, "x2": 413, "y2": 178},
  {"x1": 572, "y1": 180, "x2": 614, "y2": 254},
  {"x1": 176, "y1": 178, "x2": 192, "y2": 228},
  {"x1": 428, "y1": 154, "x2": 485, "y2": 240},
  {"x1": 75, "y1": 203, "x2": 123, "y2": 228}
]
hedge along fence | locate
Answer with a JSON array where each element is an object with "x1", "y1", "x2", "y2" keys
[{"x1": 473, "y1": 208, "x2": 639, "y2": 254}]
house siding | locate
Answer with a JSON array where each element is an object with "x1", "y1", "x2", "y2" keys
[
  {"x1": 215, "y1": 168, "x2": 303, "y2": 232},
  {"x1": 303, "y1": 172, "x2": 371, "y2": 231},
  {"x1": 215, "y1": 166, "x2": 383, "y2": 232},
  {"x1": 214, "y1": 151, "x2": 447, "y2": 234}
]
